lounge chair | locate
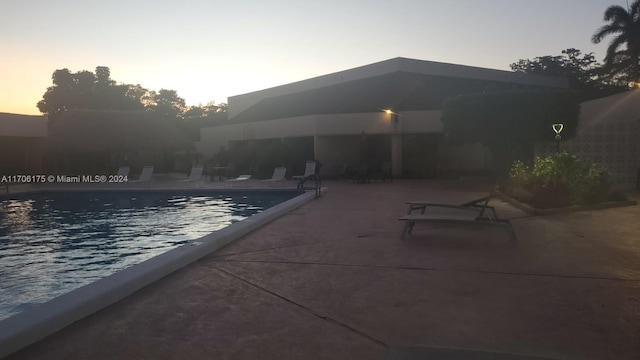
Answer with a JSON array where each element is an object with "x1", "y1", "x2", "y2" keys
[
  {"x1": 131, "y1": 166, "x2": 154, "y2": 182},
  {"x1": 226, "y1": 175, "x2": 252, "y2": 182},
  {"x1": 398, "y1": 187, "x2": 516, "y2": 244},
  {"x1": 263, "y1": 167, "x2": 287, "y2": 181},
  {"x1": 292, "y1": 161, "x2": 316, "y2": 180},
  {"x1": 406, "y1": 193, "x2": 497, "y2": 219},
  {"x1": 117, "y1": 166, "x2": 130, "y2": 177},
  {"x1": 181, "y1": 165, "x2": 204, "y2": 182}
]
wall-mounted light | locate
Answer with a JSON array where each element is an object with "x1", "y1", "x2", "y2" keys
[{"x1": 383, "y1": 109, "x2": 399, "y2": 124}]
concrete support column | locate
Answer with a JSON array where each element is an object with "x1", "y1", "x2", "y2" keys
[
  {"x1": 313, "y1": 135, "x2": 319, "y2": 158},
  {"x1": 391, "y1": 134, "x2": 402, "y2": 177}
]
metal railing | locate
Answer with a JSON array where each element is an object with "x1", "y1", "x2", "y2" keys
[{"x1": 314, "y1": 175, "x2": 322, "y2": 198}]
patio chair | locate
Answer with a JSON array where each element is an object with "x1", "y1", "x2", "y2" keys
[
  {"x1": 117, "y1": 166, "x2": 130, "y2": 177},
  {"x1": 353, "y1": 162, "x2": 370, "y2": 184},
  {"x1": 181, "y1": 165, "x2": 204, "y2": 182},
  {"x1": 340, "y1": 163, "x2": 358, "y2": 182},
  {"x1": 263, "y1": 167, "x2": 287, "y2": 181},
  {"x1": 398, "y1": 186, "x2": 516, "y2": 244},
  {"x1": 292, "y1": 161, "x2": 316, "y2": 180},
  {"x1": 226, "y1": 175, "x2": 252, "y2": 182},
  {"x1": 131, "y1": 166, "x2": 154, "y2": 182}
]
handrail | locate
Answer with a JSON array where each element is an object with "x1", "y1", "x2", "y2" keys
[{"x1": 314, "y1": 175, "x2": 322, "y2": 198}]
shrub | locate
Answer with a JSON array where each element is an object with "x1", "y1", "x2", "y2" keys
[
  {"x1": 507, "y1": 152, "x2": 612, "y2": 207},
  {"x1": 509, "y1": 160, "x2": 531, "y2": 187}
]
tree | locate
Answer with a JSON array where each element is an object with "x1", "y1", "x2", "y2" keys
[
  {"x1": 37, "y1": 69, "x2": 76, "y2": 116},
  {"x1": 74, "y1": 70, "x2": 97, "y2": 107},
  {"x1": 183, "y1": 105, "x2": 206, "y2": 119},
  {"x1": 38, "y1": 66, "x2": 199, "y2": 120},
  {"x1": 441, "y1": 90, "x2": 580, "y2": 176},
  {"x1": 182, "y1": 101, "x2": 229, "y2": 140},
  {"x1": 204, "y1": 101, "x2": 227, "y2": 115},
  {"x1": 510, "y1": 48, "x2": 627, "y2": 100},
  {"x1": 147, "y1": 89, "x2": 186, "y2": 119},
  {"x1": 38, "y1": 67, "x2": 157, "y2": 117},
  {"x1": 123, "y1": 84, "x2": 153, "y2": 109},
  {"x1": 95, "y1": 66, "x2": 114, "y2": 87},
  {"x1": 592, "y1": 0, "x2": 640, "y2": 82}
]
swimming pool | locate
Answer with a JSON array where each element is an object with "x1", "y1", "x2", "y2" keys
[{"x1": 0, "y1": 190, "x2": 302, "y2": 321}]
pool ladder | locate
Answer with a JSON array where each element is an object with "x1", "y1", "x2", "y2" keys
[{"x1": 314, "y1": 175, "x2": 322, "y2": 198}]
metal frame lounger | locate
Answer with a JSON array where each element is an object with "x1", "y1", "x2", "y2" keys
[
  {"x1": 398, "y1": 190, "x2": 517, "y2": 245},
  {"x1": 407, "y1": 193, "x2": 498, "y2": 219}
]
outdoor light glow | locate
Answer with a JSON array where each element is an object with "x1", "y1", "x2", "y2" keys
[{"x1": 384, "y1": 109, "x2": 393, "y2": 114}]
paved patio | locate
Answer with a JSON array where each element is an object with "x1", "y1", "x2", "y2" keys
[{"x1": 4, "y1": 180, "x2": 640, "y2": 359}]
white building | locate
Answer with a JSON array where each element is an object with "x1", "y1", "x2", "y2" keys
[{"x1": 197, "y1": 57, "x2": 568, "y2": 178}]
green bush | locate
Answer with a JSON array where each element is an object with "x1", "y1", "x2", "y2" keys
[
  {"x1": 509, "y1": 160, "x2": 531, "y2": 187},
  {"x1": 507, "y1": 152, "x2": 612, "y2": 207}
]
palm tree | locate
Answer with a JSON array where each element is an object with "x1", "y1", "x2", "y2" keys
[{"x1": 592, "y1": 0, "x2": 640, "y2": 82}]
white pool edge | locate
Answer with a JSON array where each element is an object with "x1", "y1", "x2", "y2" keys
[{"x1": 0, "y1": 188, "x2": 325, "y2": 358}]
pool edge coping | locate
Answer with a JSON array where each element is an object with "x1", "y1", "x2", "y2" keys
[{"x1": 0, "y1": 187, "x2": 326, "y2": 359}]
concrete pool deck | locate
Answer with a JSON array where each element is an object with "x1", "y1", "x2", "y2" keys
[{"x1": 3, "y1": 180, "x2": 640, "y2": 359}]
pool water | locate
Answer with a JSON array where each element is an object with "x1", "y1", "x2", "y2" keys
[{"x1": 0, "y1": 190, "x2": 301, "y2": 321}]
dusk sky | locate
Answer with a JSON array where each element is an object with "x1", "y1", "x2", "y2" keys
[{"x1": 0, "y1": 0, "x2": 629, "y2": 115}]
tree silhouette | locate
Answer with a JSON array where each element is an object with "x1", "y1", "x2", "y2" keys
[
  {"x1": 592, "y1": 0, "x2": 640, "y2": 82},
  {"x1": 441, "y1": 90, "x2": 580, "y2": 176},
  {"x1": 510, "y1": 48, "x2": 627, "y2": 100},
  {"x1": 148, "y1": 89, "x2": 186, "y2": 119},
  {"x1": 183, "y1": 105, "x2": 205, "y2": 119},
  {"x1": 182, "y1": 100, "x2": 229, "y2": 140},
  {"x1": 37, "y1": 67, "x2": 189, "y2": 119},
  {"x1": 38, "y1": 69, "x2": 75, "y2": 115},
  {"x1": 95, "y1": 66, "x2": 114, "y2": 87}
]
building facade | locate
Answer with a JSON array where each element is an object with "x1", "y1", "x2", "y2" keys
[
  {"x1": 197, "y1": 57, "x2": 568, "y2": 178},
  {"x1": 6, "y1": 59, "x2": 635, "y2": 186},
  {"x1": 0, "y1": 113, "x2": 48, "y2": 175}
]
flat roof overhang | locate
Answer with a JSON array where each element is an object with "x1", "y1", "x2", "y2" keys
[
  {"x1": 229, "y1": 58, "x2": 569, "y2": 123},
  {"x1": 0, "y1": 113, "x2": 48, "y2": 137}
]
